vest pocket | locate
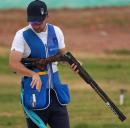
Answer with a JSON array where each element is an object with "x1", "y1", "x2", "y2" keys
[{"x1": 22, "y1": 77, "x2": 49, "y2": 110}]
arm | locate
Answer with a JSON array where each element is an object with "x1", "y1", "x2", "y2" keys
[
  {"x1": 10, "y1": 50, "x2": 35, "y2": 76},
  {"x1": 59, "y1": 48, "x2": 66, "y2": 55},
  {"x1": 9, "y1": 50, "x2": 42, "y2": 92}
]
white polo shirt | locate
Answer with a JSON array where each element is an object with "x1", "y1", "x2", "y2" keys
[{"x1": 11, "y1": 24, "x2": 65, "y2": 73}]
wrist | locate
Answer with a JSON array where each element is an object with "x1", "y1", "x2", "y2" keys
[{"x1": 30, "y1": 71, "x2": 37, "y2": 77}]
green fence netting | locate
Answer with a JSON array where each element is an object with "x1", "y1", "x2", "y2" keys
[{"x1": 0, "y1": 0, "x2": 130, "y2": 9}]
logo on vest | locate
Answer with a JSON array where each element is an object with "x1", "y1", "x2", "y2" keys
[{"x1": 49, "y1": 48, "x2": 58, "y2": 51}]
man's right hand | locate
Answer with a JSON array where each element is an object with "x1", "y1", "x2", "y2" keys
[
  {"x1": 9, "y1": 50, "x2": 42, "y2": 92},
  {"x1": 31, "y1": 73, "x2": 42, "y2": 92}
]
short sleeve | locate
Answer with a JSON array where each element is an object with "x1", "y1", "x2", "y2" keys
[
  {"x1": 11, "y1": 31, "x2": 25, "y2": 53},
  {"x1": 54, "y1": 26, "x2": 65, "y2": 49}
]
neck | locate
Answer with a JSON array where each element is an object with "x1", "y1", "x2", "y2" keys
[{"x1": 43, "y1": 24, "x2": 47, "y2": 32}]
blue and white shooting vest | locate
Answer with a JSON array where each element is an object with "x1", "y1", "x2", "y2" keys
[{"x1": 22, "y1": 24, "x2": 70, "y2": 110}]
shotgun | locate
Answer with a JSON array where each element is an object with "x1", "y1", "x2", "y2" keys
[{"x1": 21, "y1": 52, "x2": 126, "y2": 122}]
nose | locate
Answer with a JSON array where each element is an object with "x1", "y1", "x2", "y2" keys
[
  {"x1": 31, "y1": 24, "x2": 40, "y2": 29},
  {"x1": 30, "y1": 22, "x2": 42, "y2": 27}
]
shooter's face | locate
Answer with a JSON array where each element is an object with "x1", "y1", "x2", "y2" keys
[{"x1": 30, "y1": 17, "x2": 47, "y2": 33}]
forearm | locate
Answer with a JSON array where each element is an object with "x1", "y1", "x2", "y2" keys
[
  {"x1": 10, "y1": 61, "x2": 36, "y2": 77},
  {"x1": 10, "y1": 56, "x2": 42, "y2": 91},
  {"x1": 9, "y1": 51, "x2": 36, "y2": 77}
]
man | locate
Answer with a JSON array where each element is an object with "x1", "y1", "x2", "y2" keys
[{"x1": 9, "y1": 0, "x2": 77, "y2": 128}]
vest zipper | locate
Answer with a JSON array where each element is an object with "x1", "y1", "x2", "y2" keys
[{"x1": 44, "y1": 43, "x2": 53, "y2": 89}]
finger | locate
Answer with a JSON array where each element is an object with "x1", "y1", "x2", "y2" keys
[
  {"x1": 31, "y1": 78, "x2": 36, "y2": 86},
  {"x1": 70, "y1": 63, "x2": 75, "y2": 68},
  {"x1": 31, "y1": 79, "x2": 37, "y2": 88},
  {"x1": 73, "y1": 65, "x2": 77, "y2": 70},
  {"x1": 36, "y1": 81, "x2": 42, "y2": 92},
  {"x1": 75, "y1": 66, "x2": 79, "y2": 73},
  {"x1": 71, "y1": 64, "x2": 77, "y2": 71},
  {"x1": 36, "y1": 81, "x2": 40, "y2": 91},
  {"x1": 36, "y1": 79, "x2": 42, "y2": 90},
  {"x1": 35, "y1": 76, "x2": 42, "y2": 91}
]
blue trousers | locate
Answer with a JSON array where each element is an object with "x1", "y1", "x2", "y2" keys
[{"x1": 26, "y1": 89, "x2": 70, "y2": 128}]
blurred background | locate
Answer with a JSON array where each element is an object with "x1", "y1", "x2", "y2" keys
[{"x1": 0, "y1": 0, "x2": 130, "y2": 128}]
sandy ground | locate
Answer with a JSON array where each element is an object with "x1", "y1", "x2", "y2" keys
[{"x1": 0, "y1": 7, "x2": 130, "y2": 53}]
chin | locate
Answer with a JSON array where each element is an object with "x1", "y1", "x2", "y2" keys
[{"x1": 34, "y1": 29, "x2": 41, "y2": 33}]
